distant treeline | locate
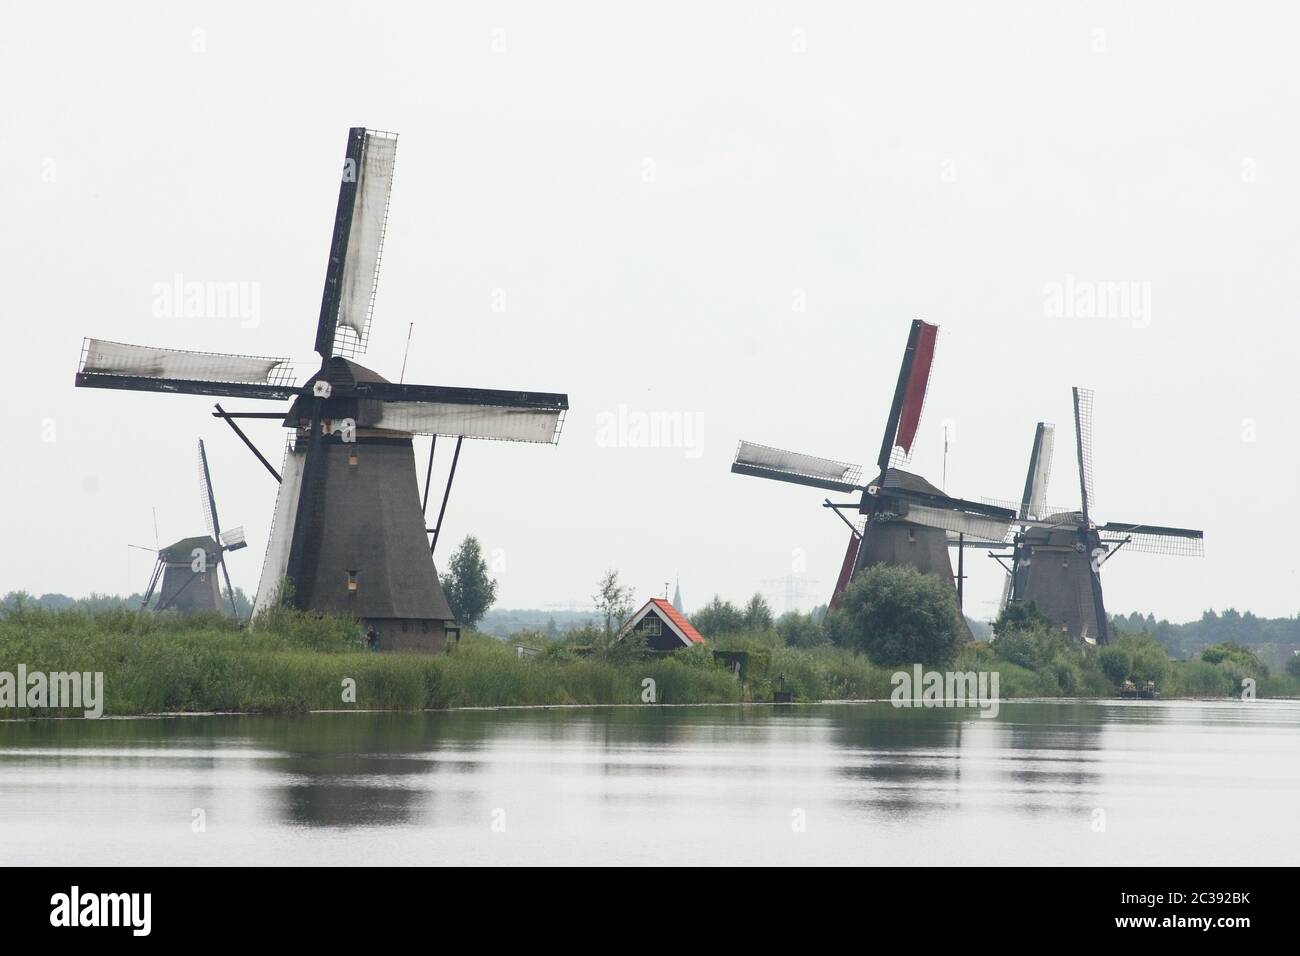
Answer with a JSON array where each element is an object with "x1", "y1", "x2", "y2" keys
[
  {"x1": 2, "y1": 589, "x2": 254, "y2": 620},
  {"x1": 1111, "y1": 609, "x2": 1300, "y2": 669}
]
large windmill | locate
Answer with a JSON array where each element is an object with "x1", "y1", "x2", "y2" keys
[
  {"x1": 731, "y1": 320, "x2": 1016, "y2": 617},
  {"x1": 140, "y1": 440, "x2": 248, "y2": 617},
  {"x1": 994, "y1": 388, "x2": 1204, "y2": 644},
  {"x1": 76, "y1": 128, "x2": 569, "y2": 651}
]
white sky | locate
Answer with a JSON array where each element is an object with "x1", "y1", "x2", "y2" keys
[{"x1": 3, "y1": 1, "x2": 1297, "y2": 622}]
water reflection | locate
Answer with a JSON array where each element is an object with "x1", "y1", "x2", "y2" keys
[{"x1": 0, "y1": 700, "x2": 1296, "y2": 865}]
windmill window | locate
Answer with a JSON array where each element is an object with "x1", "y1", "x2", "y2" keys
[
  {"x1": 641, "y1": 617, "x2": 662, "y2": 636},
  {"x1": 907, "y1": 528, "x2": 916, "y2": 543},
  {"x1": 348, "y1": 448, "x2": 359, "y2": 466},
  {"x1": 347, "y1": 570, "x2": 358, "y2": 592}
]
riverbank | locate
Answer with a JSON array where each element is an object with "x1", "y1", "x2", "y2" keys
[{"x1": 1, "y1": 606, "x2": 1294, "y2": 717}]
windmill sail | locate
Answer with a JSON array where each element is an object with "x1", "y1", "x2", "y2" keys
[
  {"x1": 315, "y1": 128, "x2": 398, "y2": 359},
  {"x1": 732, "y1": 441, "x2": 864, "y2": 492},
  {"x1": 1072, "y1": 387, "x2": 1096, "y2": 520},
  {"x1": 79, "y1": 339, "x2": 294, "y2": 392},
  {"x1": 876, "y1": 320, "x2": 938, "y2": 471},
  {"x1": 1099, "y1": 522, "x2": 1204, "y2": 557},
  {"x1": 1020, "y1": 423, "x2": 1055, "y2": 520}
]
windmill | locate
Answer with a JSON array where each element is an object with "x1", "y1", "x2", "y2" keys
[
  {"x1": 731, "y1": 320, "x2": 1017, "y2": 618},
  {"x1": 139, "y1": 440, "x2": 248, "y2": 617},
  {"x1": 993, "y1": 388, "x2": 1204, "y2": 644},
  {"x1": 76, "y1": 128, "x2": 569, "y2": 651}
]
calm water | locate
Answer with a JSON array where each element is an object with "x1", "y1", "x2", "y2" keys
[{"x1": 0, "y1": 700, "x2": 1296, "y2": 866}]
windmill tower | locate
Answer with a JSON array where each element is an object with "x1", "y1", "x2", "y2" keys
[
  {"x1": 140, "y1": 440, "x2": 248, "y2": 617},
  {"x1": 731, "y1": 320, "x2": 1016, "y2": 617},
  {"x1": 76, "y1": 128, "x2": 569, "y2": 651},
  {"x1": 997, "y1": 388, "x2": 1204, "y2": 644}
]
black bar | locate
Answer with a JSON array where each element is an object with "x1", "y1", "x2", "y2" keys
[
  {"x1": 75, "y1": 372, "x2": 297, "y2": 401},
  {"x1": 214, "y1": 404, "x2": 282, "y2": 483},
  {"x1": 314, "y1": 127, "x2": 366, "y2": 359},
  {"x1": 430, "y1": 436, "x2": 463, "y2": 556},
  {"x1": 824, "y1": 498, "x2": 862, "y2": 539},
  {"x1": 348, "y1": 380, "x2": 569, "y2": 411},
  {"x1": 956, "y1": 532, "x2": 964, "y2": 609},
  {"x1": 208, "y1": 411, "x2": 287, "y2": 419},
  {"x1": 421, "y1": 435, "x2": 437, "y2": 514}
]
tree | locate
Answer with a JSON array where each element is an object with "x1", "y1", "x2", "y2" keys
[
  {"x1": 692, "y1": 596, "x2": 744, "y2": 637},
  {"x1": 992, "y1": 600, "x2": 1054, "y2": 639},
  {"x1": 442, "y1": 536, "x2": 498, "y2": 628},
  {"x1": 743, "y1": 594, "x2": 774, "y2": 631},
  {"x1": 1287, "y1": 654, "x2": 1300, "y2": 680},
  {"x1": 1098, "y1": 646, "x2": 1133, "y2": 685},
  {"x1": 836, "y1": 565, "x2": 964, "y2": 666},
  {"x1": 593, "y1": 569, "x2": 634, "y2": 653}
]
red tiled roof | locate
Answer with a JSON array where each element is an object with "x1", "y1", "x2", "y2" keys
[{"x1": 647, "y1": 598, "x2": 705, "y2": 644}]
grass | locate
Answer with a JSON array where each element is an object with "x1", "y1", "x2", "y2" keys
[
  {"x1": 1, "y1": 604, "x2": 1294, "y2": 718},
  {"x1": 0, "y1": 605, "x2": 740, "y2": 717}
]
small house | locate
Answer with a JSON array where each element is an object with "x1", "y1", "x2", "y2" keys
[{"x1": 615, "y1": 598, "x2": 706, "y2": 651}]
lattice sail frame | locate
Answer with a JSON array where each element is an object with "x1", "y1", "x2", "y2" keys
[
  {"x1": 80, "y1": 338, "x2": 296, "y2": 387},
  {"x1": 331, "y1": 129, "x2": 398, "y2": 360},
  {"x1": 734, "y1": 441, "x2": 864, "y2": 486},
  {"x1": 887, "y1": 326, "x2": 939, "y2": 470},
  {"x1": 1073, "y1": 387, "x2": 1096, "y2": 516}
]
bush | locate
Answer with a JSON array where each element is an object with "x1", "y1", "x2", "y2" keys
[
  {"x1": 992, "y1": 601, "x2": 1054, "y2": 639},
  {"x1": 1098, "y1": 646, "x2": 1133, "y2": 685},
  {"x1": 837, "y1": 565, "x2": 963, "y2": 666}
]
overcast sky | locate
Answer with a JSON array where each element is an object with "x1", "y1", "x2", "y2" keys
[{"x1": 3, "y1": 2, "x2": 1297, "y2": 622}]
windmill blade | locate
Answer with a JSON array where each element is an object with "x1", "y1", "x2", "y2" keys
[
  {"x1": 1072, "y1": 387, "x2": 1096, "y2": 521},
  {"x1": 314, "y1": 128, "x2": 398, "y2": 359},
  {"x1": 875, "y1": 485, "x2": 1016, "y2": 542},
  {"x1": 896, "y1": 503, "x2": 1014, "y2": 542},
  {"x1": 197, "y1": 440, "x2": 222, "y2": 550},
  {"x1": 1099, "y1": 522, "x2": 1204, "y2": 557},
  {"x1": 77, "y1": 339, "x2": 297, "y2": 400},
  {"x1": 359, "y1": 382, "x2": 570, "y2": 443},
  {"x1": 732, "y1": 441, "x2": 864, "y2": 493},
  {"x1": 876, "y1": 320, "x2": 939, "y2": 471},
  {"x1": 1019, "y1": 422, "x2": 1055, "y2": 520}
]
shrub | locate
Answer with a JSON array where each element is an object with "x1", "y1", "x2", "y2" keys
[{"x1": 837, "y1": 565, "x2": 963, "y2": 667}]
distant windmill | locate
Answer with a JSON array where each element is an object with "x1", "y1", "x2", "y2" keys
[
  {"x1": 140, "y1": 440, "x2": 247, "y2": 618},
  {"x1": 76, "y1": 128, "x2": 569, "y2": 651},
  {"x1": 994, "y1": 388, "x2": 1204, "y2": 644},
  {"x1": 731, "y1": 320, "x2": 1016, "y2": 616}
]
